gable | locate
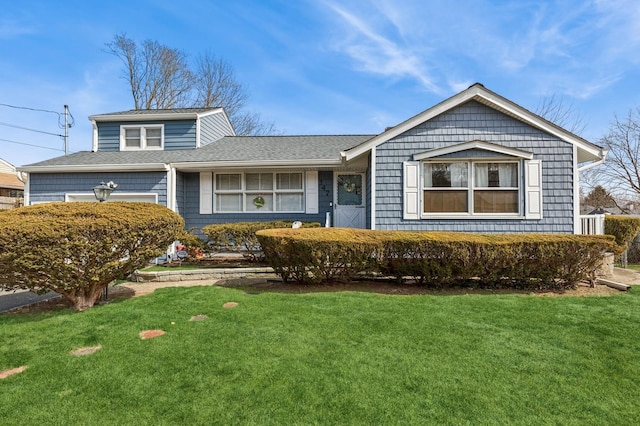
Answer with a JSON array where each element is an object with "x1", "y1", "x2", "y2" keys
[
  {"x1": 343, "y1": 83, "x2": 605, "y2": 164},
  {"x1": 413, "y1": 140, "x2": 534, "y2": 161}
]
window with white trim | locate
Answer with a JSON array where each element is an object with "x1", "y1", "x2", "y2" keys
[
  {"x1": 120, "y1": 125, "x2": 164, "y2": 150},
  {"x1": 214, "y1": 172, "x2": 304, "y2": 212},
  {"x1": 422, "y1": 161, "x2": 520, "y2": 215}
]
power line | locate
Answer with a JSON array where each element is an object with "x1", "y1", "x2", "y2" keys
[
  {"x1": 0, "y1": 102, "x2": 75, "y2": 155},
  {"x1": 0, "y1": 137, "x2": 65, "y2": 152},
  {"x1": 0, "y1": 103, "x2": 61, "y2": 116},
  {"x1": 0, "y1": 121, "x2": 64, "y2": 137},
  {"x1": 0, "y1": 102, "x2": 75, "y2": 129}
]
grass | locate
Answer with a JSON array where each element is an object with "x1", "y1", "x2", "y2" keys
[{"x1": 1, "y1": 286, "x2": 640, "y2": 424}]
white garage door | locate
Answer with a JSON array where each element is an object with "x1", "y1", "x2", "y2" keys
[{"x1": 65, "y1": 193, "x2": 159, "y2": 203}]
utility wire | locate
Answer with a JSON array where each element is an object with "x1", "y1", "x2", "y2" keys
[
  {"x1": 0, "y1": 121, "x2": 64, "y2": 137},
  {"x1": 0, "y1": 103, "x2": 61, "y2": 116},
  {"x1": 0, "y1": 102, "x2": 74, "y2": 129},
  {"x1": 0, "y1": 137, "x2": 65, "y2": 152}
]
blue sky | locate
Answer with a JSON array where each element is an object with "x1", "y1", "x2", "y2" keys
[{"x1": 1, "y1": 0, "x2": 640, "y2": 167}]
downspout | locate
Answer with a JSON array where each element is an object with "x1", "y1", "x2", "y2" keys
[
  {"x1": 91, "y1": 120, "x2": 98, "y2": 152},
  {"x1": 23, "y1": 173, "x2": 29, "y2": 206},
  {"x1": 165, "y1": 164, "x2": 176, "y2": 211},
  {"x1": 370, "y1": 146, "x2": 376, "y2": 230},
  {"x1": 575, "y1": 149, "x2": 607, "y2": 234}
]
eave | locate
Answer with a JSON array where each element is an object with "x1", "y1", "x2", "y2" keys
[
  {"x1": 18, "y1": 163, "x2": 170, "y2": 173},
  {"x1": 343, "y1": 83, "x2": 606, "y2": 164},
  {"x1": 88, "y1": 108, "x2": 224, "y2": 122},
  {"x1": 171, "y1": 159, "x2": 344, "y2": 171}
]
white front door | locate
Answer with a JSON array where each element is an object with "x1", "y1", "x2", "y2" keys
[{"x1": 334, "y1": 172, "x2": 366, "y2": 228}]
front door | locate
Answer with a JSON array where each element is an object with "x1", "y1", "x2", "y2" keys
[{"x1": 334, "y1": 172, "x2": 366, "y2": 228}]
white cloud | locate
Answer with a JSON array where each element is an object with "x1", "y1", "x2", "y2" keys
[{"x1": 323, "y1": 1, "x2": 444, "y2": 95}]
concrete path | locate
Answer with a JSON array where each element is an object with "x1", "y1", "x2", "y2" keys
[{"x1": 0, "y1": 290, "x2": 61, "y2": 313}]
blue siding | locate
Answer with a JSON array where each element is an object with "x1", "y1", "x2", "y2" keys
[
  {"x1": 97, "y1": 120, "x2": 197, "y2": 151},
  {"x1": 181, "y1": 171, "x2": 333, "y2": 230},
  {"x1": 200, "y1": 111, "x2": 234, "y2": 145},
  {"x1": 175, "y1": 171, "x2": 186, "y2": 216},
  {"x1": 375, "y1": 100, "x2": 575, "y2": 233},
  {"x1": 165, "y1": 120, "x2": 197, "y2": 150},
  {"x1": 96, "y1": 123, "x2": 120, "y2": 151},
  {"x1": 29, "y1": 172, "x2": 168, "y2": 206}
]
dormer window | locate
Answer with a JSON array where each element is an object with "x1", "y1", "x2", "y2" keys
[{"x1": 120, "y1": 125, "x2": 164, "y2": 150}]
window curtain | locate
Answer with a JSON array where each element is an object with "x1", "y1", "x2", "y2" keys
[
  {"x1": 451, "y1": 163, "x2": 468, "y2": 187},
  {"x1": 423, "y1": 163, "x2": 433, "y2": 187},
  {"x1": 498, "y1": 164, "x2": 516, "y2": 187},
  {"x1": 475, "y1": 164, "x2": 489, "y2": 187}
]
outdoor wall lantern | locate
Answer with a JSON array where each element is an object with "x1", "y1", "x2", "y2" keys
[{"x1": 93, "y1": 181, "x2": 118, "y2": 202}]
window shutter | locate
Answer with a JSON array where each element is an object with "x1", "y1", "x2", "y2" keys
[
  {"x1": 305, "y1": 171, "x2": 319, "y2": 214},
  {"x1": 403, "y1": 161, "x2": 420, "y2": 220},
  {"x1": 199, "y1": 172, "x2": 213, "y2": 214},
  {"x1": 525, "y1": 160, "x2": 543, "y2": 219}
]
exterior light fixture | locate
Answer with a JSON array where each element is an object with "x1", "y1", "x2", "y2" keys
[{"x1": 93, "y1": 181, "x2": 118, "y2": 202}]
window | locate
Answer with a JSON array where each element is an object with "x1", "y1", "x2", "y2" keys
[
  {"x1": 214, "y1": 172, "x2": 304, "y2": 212},
  {"x1": 422, "y1": 161, "x2": 519, "y2": 215},
  {"x1": 120, "y1": 125, "x2": 164, "y2": 150}
]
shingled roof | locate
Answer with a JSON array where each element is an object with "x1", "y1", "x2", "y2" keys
[{"x1": 20, "y1": 135, "x2": 375, "y2": 171}]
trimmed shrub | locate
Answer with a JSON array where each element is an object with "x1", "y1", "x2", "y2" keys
[
  {"x1": 256, "y1": 228, "x2": 617, "y2": 290},
  {"x1": 0, "y1": 202, "x2": 184, "y2": 311},
  {"x1": 202, "y1": 221, "x2": 320, "y2": 262},
  {"x1": 604, "y1": 215, "x2": 640, "y2": 251}
]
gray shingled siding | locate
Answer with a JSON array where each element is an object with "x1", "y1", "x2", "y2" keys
[
  {"x1": 200, "y1": 112, "x2": 234, "y2": 146},
  {"x1": 29, "y1": 172, "x2": 168, "y2": 206},
  {"x1": 375, "y1": 100, "x2": 575, "y2": 233},
  {"x1": 97, "y1": 120, "x2": 196, "y2": 151},
  {"x1": 181, "y1": 171, "x2": 334, "y2": 231}
]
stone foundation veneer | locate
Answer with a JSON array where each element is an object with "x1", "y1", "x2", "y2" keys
[{"x1": 133, "y1": 267, "x2": 276, "y2": 282}]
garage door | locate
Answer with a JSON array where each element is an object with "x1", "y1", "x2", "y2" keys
[{"x1": 65, "y1": 193, "x2": 158, "y2": 203}]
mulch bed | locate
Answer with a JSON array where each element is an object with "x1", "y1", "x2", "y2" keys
[{"x1": 3, "y1": 277, "x2": 621, "y2": 315}]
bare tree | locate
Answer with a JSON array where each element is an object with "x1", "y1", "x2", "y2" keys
[
  {"x1": 106, "y1": 34, "x2": 194, "y2": 109},
  {"x1": 194, "y1": 51, "x2": 247, "y2": 116},
  {"x1": 598, "y1": 108, "x2": 640, "y2": 200},
  {"x1": 535, "y1": 93, "x2": 587, "y2": 135},
  {"x1": 105, "y1": 34, "x2": 276, "y2": 135}
]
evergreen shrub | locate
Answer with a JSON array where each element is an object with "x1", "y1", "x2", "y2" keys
[
  {"x1": 604, "y1": 215, "x2": 640, "y2": 250},
  {"x1": 256, "y1": 228, "x2": 616, "y2": 290},
  {"x1": 202, "y1": 221, "x2": 320, "y2": 262},
  {"x1": 0, "y1": 202, "x2": 184, "y2": 311}
]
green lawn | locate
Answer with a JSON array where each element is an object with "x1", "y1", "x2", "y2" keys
[{"x1": 1, "y1": 286, "x2": 639, "y2": 425}]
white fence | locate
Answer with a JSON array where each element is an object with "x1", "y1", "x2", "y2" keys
[{"x1": 579, "y1": 214, "x2": 605, "y2": 235}]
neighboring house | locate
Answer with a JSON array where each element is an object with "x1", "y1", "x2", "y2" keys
[
  {"x1": 19, "y1": 84, "x2": 607, "y2": 234},
  {"x1": 0, "y1": 159, "x2": 25, "y2": 209}
]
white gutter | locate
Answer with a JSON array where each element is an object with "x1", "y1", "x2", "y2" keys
[
  {"x1": 577, "y1": 150, "x2": 608, "y2": 172},
  {"x1": 171, "y1": 159, "x2": 343, "y2": 170},
  {"x1": 18, "y1": 163, "x2": 171, "y2": 173},
  {"x1": 88, "y1": 109, "x2": 224, "y2": 122}
]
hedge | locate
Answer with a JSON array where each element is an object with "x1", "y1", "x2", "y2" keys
[
  {"x1": 256, "y1": 228, "x2": 617, "y2": 290},
  {"x1": 201, "y1": 221, "x2": 321, "y2": 262},
  {"x1": 604, "y1": 215, "x2": 640, "y2": 250},
  {"x1": 0, "y1": 202, "x2": 184, "y2": 311}
]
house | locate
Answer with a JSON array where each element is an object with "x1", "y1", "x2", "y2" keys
[
  {"x1": 19, "y1": 84, "x2": 607, "y2": 235},
  {"x1": 0, "y1": 159, "x2": 25, "y2": 209}
]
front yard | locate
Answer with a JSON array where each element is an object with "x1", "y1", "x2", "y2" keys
[{"x1": 1, "y1": 285, "x2": 639, "y2": 424}]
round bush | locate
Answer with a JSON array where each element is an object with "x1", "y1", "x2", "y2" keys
[{"x1": 0, "y1": 202, "x2": 184, "y2": 311}]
